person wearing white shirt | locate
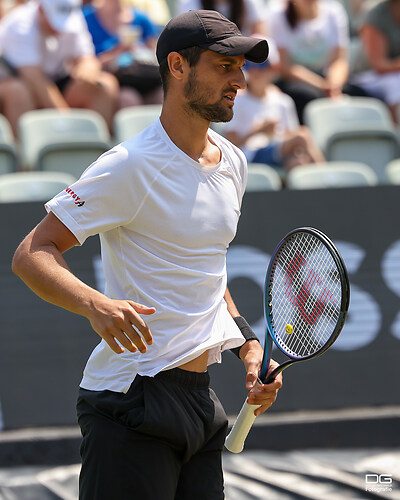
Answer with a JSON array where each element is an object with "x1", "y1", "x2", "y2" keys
[
  {"x1": 0, "y1": 0, "x2": 119, "y2": 135},
  {"x1": 266, "y1": 0, "x2": 367, "y2": 122},
  {"x1": 224, "y1": 40, "x2": 324, "y2": 170}
]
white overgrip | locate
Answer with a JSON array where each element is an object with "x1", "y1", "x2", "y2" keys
[{"x1": 224, "y1": 399, "x2": 260, "y2": 453}]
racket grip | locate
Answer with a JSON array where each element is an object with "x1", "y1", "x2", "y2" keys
[{"x1": 224, "y1": 400, "x2": 260, "y2": 453}]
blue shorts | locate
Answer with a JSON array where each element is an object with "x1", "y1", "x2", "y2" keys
[{"x1": 251, "y1": 142, "x2": 282, "y2": 167}]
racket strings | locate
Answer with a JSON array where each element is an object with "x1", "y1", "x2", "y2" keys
[{"x1": 268, "y1": 233, "x2": 342, "y2": 358}]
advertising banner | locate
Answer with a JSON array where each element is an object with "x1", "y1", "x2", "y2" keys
[{"x1": 0, "y1": 185, "x2": 399, "y2": 428}]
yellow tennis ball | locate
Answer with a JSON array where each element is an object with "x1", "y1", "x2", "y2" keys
[{"x1": 285, "y1": 324, "x2": 293, "y2": 335}]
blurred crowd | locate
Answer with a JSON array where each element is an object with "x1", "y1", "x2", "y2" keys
[{"x1": 0, "y1": 0, "x2": 399, "y2": 174}]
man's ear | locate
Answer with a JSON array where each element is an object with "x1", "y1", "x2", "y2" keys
[{"x1": 167, "y1": 52, "x2": 188, "y2": 83}]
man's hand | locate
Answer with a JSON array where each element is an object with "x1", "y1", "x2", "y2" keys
[
  {"x1": 239, "y1": 340, "x2": 283, "y2": 417},
  {"x1": 87, "y1": 296, "x2": 156, "y2": 354}
]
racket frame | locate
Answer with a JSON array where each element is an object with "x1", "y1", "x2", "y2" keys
[
  {"x1": 260, "y1": 227, "x2": 350, "y2": 383},
  {"x1": 225, "y1": 227, "x2": 350, "y2": 454}
]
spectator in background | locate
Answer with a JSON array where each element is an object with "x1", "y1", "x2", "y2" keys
[
  {"x1": 83, "y1": 0, "x2": 163, "y2": 107},
  {"x1": 224, "y1": 40, "x2": 325, "y2": 171},
  {"x1": 178, "y1": 0, "x2": 266, "y2": 35},
  {"x1": 0, "y1": 0, "x2": 119, "y2": 136},
  {"x1": 266, "y1": 0, "x2": 367, "y2": 123},
  {"x1": 350, "y1": 0, "x2": 400, "y2": 123}
]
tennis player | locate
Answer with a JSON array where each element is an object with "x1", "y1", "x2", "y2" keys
[{"x1": 12, "y1": 10, "x2": 282, "y2": 500}]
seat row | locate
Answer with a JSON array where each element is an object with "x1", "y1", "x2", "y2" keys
[
  {"x1": 246, "y1": 160, "x2": 400, "y2": 192},
  {"x1": 0, "y1": 105, "x2": 163, "y2": 179},
  {"x1": 1, "y1": 159, "x2": 399, "y2": 203},
  {"x1": 2, "y1": 96, "x2": 400, "y2": 181}
]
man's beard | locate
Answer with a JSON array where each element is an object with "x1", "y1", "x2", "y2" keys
[{"x1": 183, "y1": 69, "x2": 235, "y2": 123}]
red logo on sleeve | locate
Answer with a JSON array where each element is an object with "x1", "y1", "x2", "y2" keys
[{"x1": 65, "y1": 187, "x2": 85, "y2": 207}]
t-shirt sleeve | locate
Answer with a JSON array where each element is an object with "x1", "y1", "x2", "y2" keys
[{"x1": 45, "y1": 146, "x2": 142, "y2": 245}]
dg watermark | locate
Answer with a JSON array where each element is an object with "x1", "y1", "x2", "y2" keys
[{"x1": 365, "y1": 474, "x2": 393, "y2": 493}]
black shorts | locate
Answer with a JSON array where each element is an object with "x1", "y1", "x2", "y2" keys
[
  {"x1": 77, "y1": 368, "x2": 228, "y2": 500},
  {"x1": 54, "y1": 75, "x2": 72, "y2": 93}
]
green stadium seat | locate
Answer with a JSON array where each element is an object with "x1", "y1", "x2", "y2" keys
[{"x1": 18, "y1": 109, "x2": 111, "y2": 178}]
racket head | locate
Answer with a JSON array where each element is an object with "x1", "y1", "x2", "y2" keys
[{"x1": 260, "y1": 227, "x2": 349, "y2": 381}]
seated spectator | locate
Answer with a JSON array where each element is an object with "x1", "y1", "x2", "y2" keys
[
  {"x1": 266, "y1": 0, "x2": 368, "y2": 123},
  {"x1": 83, "y1": 0, "x2": 162, "y2": 108},
  {"x1": 0, "y1": 0, "x2": 119, "y2": 136},
  {"x1": 178, "y1": 0, "x2": 266, "y2": 36},
  {"x1": 350, "y1": 0, "x2": 400, "y2": 123},
  {"x1": 223, "y1": 42, "x2": 325, "y2": 171}
]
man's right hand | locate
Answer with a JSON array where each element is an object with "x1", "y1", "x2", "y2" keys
[{"x1": 87, "y1": 297, "x2": 156, "y2": 354}]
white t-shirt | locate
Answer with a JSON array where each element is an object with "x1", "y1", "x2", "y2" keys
[
  {"x1": 45, "y1": 120, "x2": 246, "y2": 393},
  {"x1": 267, "y1": 0, "x2": 349, "y2": 74},
  {"x1": 0, "y1": 1, "x2": 94, "y2": 80},
  {"x1": 178, "y1": 0, "x2": 264, "y2": 35},
  {"x1": 223, "y1": 86, "x2": 299, "y2": 159}
]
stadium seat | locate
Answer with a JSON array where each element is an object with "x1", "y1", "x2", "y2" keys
[
  {"x1": 18, "y1": 109, "x2": 111, "y2": 177},
  {"x1": 286, "y1": 161, "x2": 379, "y2": 190},
  {"x1": 303, "y1": 97, "x2": 400, "y2": 182},
  {"x1": 113, "y1": 104, "x2": 162, "y2": 143},
  {"x1": 0, "y1": 171, "x2": 76, "y2": 202},
  {"x1": 385, "y1": 159, "x2": 400, "y2": 185},
  {"x1": 0, "y1": 114, "x2": 18, "y2": 174},
  {"x1": 246, "y1": 163, "x2": 282, "y2": 191}
]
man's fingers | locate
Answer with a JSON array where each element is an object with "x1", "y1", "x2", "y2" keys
[
  {"x1": 90, "y1": 299, "x2": 156, "y2": 354},
  {"x1": 128, "y1": 301, "x2": 156, "y2": 315},
  {"x1": 254, "y1": 404, "x2": 271, "y2": 417},
  {"x1": 104, "y1": 333, "x2": 133, "y2": 355},
  {"x1": 126, "y1": 315, "x2": 153, "y2": 346},
  {"x1": 245, "y1": 370, "x2": 258, "y2": 390},
  {"x1": 125, "y1": 302, "x2": 154, "y2": 344},
  {"x1": 121, "y1": 323, "x2": 148, "y2": 353}
]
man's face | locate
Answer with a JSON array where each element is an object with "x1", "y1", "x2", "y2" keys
[{"x1": 183, "y1": 51, "x2": 246, "y2": 123}]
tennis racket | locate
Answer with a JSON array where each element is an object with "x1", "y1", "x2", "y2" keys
[{"x1": 225, "y1": 227, "x2": 350, "y2": 453}]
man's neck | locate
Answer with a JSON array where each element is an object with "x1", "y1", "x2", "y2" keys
[{"x1": 160, "y1": 99, "x2": 221, "y2": 167}]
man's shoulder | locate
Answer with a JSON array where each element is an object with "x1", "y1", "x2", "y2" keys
[{"x1": 115, "y1": 120, "x2": 174, "y2": 167}]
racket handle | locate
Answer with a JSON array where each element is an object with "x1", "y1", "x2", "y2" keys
[{"x1": 224, "y1": 399, "x2": 260, "y2": 453}]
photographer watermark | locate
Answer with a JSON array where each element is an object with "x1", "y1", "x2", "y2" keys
[{"x1": 365, "y1": 474, "x2": 392, "y2": 493}]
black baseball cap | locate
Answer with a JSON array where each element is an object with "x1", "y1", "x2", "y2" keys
[{"x1": 156, "y1": 10, "x2": 269, "y2": 64}]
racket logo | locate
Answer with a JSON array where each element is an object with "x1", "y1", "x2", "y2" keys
[{"x1": 284, "y1": 253, "x2": 336, "y2": 326}]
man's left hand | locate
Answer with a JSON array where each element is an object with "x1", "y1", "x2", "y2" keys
[{"x1": 239, "y1": 339, "x2": 283, "y2": 417}]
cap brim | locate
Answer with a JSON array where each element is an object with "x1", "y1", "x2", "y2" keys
[{"x1": 201, "y1": 36, "x2": 269, "y2": 63}]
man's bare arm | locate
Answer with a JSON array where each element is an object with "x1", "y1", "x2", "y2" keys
[{"x1": 12, "y1": 212, "x2": 155, "y2": 353}]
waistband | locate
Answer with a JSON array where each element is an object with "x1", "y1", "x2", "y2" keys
[{"x1": 153, "y1": 367, "x2": 210, "y2": 389}]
